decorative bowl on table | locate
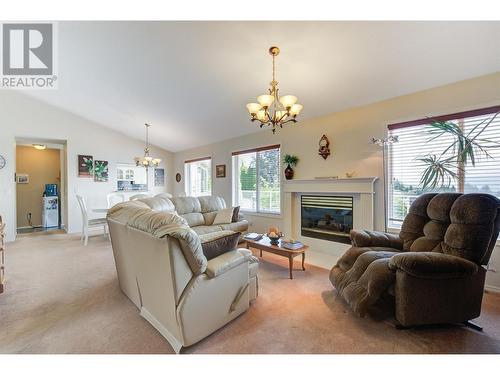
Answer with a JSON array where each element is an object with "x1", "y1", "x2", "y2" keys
[{"x1": 266, "y1": 231, "x2": 283, "y2": 245}]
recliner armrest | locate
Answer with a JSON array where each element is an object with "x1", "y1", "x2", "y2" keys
[
  {"x1": 350, "y1": 229, "x2": 403, "y2": 250},
  {"x1": 388, "y1": 252, "x2": 478, "y2": 279},
  {"x1": 205, "y1": 250, "x2": 246, "y2": 278}
]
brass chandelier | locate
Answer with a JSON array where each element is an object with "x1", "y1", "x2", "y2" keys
[
  {"x1": 134, "y1": 123, "x2": 161, "y2": 169},
  {"x1": 246, "y1": 46, "x2": 303, "y2": 134}
]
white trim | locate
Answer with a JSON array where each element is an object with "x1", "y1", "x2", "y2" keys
[
  {"x1": 485, "y1": 285, "x2": 500, "y2": 294},
  {"x1": 140, "y1": 307, "x2": 183, "y2": 354},
  {"x1": 242, "y1": 211, "x2": 282, "y2": 220}
]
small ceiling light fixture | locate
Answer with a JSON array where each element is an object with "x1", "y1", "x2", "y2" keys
[
  {"x1": 134, "y1": 123, "x2": 161, "y2": 169},
  {"x1": 246, "y1": 46, "x2": 303, "y2": 134},
  {"x1": 33, "y1": 144, "x2": 47, "y2": 150}
]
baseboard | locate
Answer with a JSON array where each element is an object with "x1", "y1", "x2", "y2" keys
[
  {"x1": 485, "y1": 285, "x2": 500, "y2": 294},
  {"x1": 140, "y1": 307, "x2": 183, "y2": 354}
]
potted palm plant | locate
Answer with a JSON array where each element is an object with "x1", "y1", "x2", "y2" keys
[
  {"x1": 283, "y1": 154, "x2": 299, "y2": 180},
  {"x1": 418, "y1": 112, "x2": 499, "y2": 190}
]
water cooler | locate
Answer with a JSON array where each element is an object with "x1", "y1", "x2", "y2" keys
[{"x1": 42, "y1": 184, "x2": 59, "y2": 228}]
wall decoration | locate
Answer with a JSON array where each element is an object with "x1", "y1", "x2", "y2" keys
[
  {"x1": 216, "y1": 164, "x2": 226, "y2": 178},
  {"x1": 78, "y1": 155, "x2": 94, "y2": 177},
  {"x1": 154, "y1": 168, "x2": 165, "y2": 187},
  {"x1": 16, "y1": 174, "x2": 29, "y2": 184},
  {"x1": 0, "y1": 155, "x2": 6, "y2": 170},
  {"x1": 318, "y1": 134, "x2": 331, "y2": 160},
  {"x1": 94, "y1": 160, "x2": 109, "y2": 182},
  {"x1": 175, "y1": 173, "x2": 182, "y2": 183}
]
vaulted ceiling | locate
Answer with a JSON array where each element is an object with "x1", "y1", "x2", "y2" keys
[{"x1": 24, "y1": 21, "x2": 500, "y2": 151}]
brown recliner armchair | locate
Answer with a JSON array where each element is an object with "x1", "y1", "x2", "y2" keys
[{"x1": 330, "y1": 193, "x2": 500, "y2": 328}]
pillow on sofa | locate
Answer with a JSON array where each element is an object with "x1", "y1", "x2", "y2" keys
[
  {"x1": 213, "y1": 208, "x2": 234, "y2": 225},
  {"x1": 200, "y1": 231, "x2": 240, "y2": 260},
  {"x1": 231, "y1": 206, "x2": 240, "y2": 222}
]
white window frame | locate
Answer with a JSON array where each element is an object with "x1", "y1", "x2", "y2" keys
[
  {"x1": 232, "y1": 145, "x2": 281, "y2": 215},
  {"x1": 184, "y1": 157, "x2": 212, "y2": 197}
]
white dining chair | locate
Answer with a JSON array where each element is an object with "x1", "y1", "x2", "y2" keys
[
  {"x1": 129, "y1": 193, "x2": 152, "y2": 201},
  {"x1": 107, "y1": 192, "x2": 125, "y2": 208},
  {"x1": 76, "y1": 195, "x2": 108, "y2": 246}
]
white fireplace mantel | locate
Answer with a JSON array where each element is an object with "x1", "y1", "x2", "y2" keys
[
  {"x1": 283, "y1": 177, "x2": 378, "y2": 194},
  {"x1": 282, "y1": 177, "x2": 378, "y2": 254}
]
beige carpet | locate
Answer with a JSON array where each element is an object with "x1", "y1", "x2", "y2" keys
[{"x1": 1, "y1": 231, "x2": 500, "y2": 354}]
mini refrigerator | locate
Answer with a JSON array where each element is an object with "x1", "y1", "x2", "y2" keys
[{"x1": 42, "y1": 196, "x2": 59, "y2": 228}]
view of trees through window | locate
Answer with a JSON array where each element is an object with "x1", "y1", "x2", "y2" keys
[
  {"x1": 387, "y1": 110, "x2": 500, "y2": 228},
  {"x1": 185, "y1": 158, "x2": 212, "y2": 197},
  {"x1": 234, "y1": 147, "x2": 280, "y2": 213}
]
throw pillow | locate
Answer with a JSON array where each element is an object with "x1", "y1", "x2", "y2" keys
[
  {"x1": 231, "y1": 206, "x2": 240, "y2": 222},
  {"x1": 213, "y1": 207, "x2": 234, "y2": 225},
  {"x1": 200, "y1": 231, "x2": 240, "y2": 260}
]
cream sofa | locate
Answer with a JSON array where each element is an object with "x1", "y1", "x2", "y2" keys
[
  {"x1": 137, "y1": 194, "x2": 249, "y2": 237},
  {"x1": 107, "y1": 199, "x2": 258, "y2": 353}
]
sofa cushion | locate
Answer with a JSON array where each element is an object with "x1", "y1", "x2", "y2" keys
[
  {"x1": 200, "y1": 230, "x2": 240, "y2": 260},
  {"x1": 170, "y1": 196, "x2": 202, "y2": 214},
  {"x1": 213, "y1": 208, "x2": 234, "y2": 225},
  {"x1": 138, "y1": 196, "x2": 176, "y2": 213},
  {"x1": 218, "y1": 220, "x2": 249, "y2": 233},
  {"x1": 205, "y1": 250, "x2": 246, "y2": 278},
  {"x1": 191, "y1": 225, "x2": 222, "y2": 235},
  {"x1": 203, "y1": 211, "x2": 217, "y2": 226},
  {"x1": 181, "y1": 212, "x2": 205, "y2": 227},
  {"x1": 198, "y1": 196, "x2": 226, "y2": 213}
]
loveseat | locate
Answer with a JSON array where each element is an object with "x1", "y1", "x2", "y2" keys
[
  {"x1": 330, "y1": 193, "x2": 500, "y2": 328},
  {"x1": 107, "y1": 198, "x2": 258, "y2": 353}
]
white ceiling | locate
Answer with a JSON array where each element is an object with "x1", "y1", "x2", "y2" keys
[{"x1": 24, "y1": 21, "x2": 500, "y2": 152}]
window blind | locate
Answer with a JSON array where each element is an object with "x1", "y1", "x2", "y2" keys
[{"x1": 387, "y1": 107, "x2": 500, "y2": 228}]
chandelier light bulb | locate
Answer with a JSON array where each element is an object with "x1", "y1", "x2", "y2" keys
[
  {"x1": 246, "y1": 103, "x2": 262, "y2": 115},
  {"x1": 279, "y1": 95, "x2": 298, "y2": 109},
  {"x1": 257, "y1": 94, "x2": 274, "y2": 108},
  {"x1": 289, "y1": 104, "x2": 303, "y2": 116}
]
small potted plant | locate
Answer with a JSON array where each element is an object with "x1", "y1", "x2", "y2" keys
[{"x1": 283, "y1": 154, "x2": 299, "y2": 180}]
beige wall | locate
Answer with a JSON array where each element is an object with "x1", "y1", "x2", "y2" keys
[
  {"x1": 173, "y1": 71, "x2": 500, "y2": 290},
  {"x1": 16, "y1": 146, "x2": 61, "y2": 228}
]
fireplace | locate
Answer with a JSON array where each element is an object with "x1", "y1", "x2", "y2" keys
[{"x1": 300, "y1": 195, "x2": 353, "y2": 244}]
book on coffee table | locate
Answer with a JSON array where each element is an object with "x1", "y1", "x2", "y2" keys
[
  {"x1": 244, "y1": 232, "x2": 263, "y2": 241},
  {"x1": 281, "y1": 240, "x2": 304, "y2": 250}
]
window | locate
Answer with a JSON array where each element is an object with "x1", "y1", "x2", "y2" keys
[
  {"x1": 387, "y1": 106, "x2": 500, "y2": 228},
  {"x1": 232, "y1": 145, "x2": 281, "y2": 214},
  {"x1": 185, "y1": 157, "x2": 212, "y2": 197}
]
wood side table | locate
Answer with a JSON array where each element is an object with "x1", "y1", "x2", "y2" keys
[{"x1": 243, "y1": 237, "x2": 309, "y2": 279}]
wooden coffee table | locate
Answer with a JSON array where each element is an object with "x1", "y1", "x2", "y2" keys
[{"x1": 243, "y1": 237, "x2": 309, "y2": 279}]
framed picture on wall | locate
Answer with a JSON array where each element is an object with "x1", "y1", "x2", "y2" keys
[
  {"x1": 94, "y1": 160, "x2": 109, "y2": 182},
  {"x1": 216, "y1": 164, "x2": 226, "y2": 178},
  {"x1": 78, "y1": 155, "x2": 93, "y2": 177},
  {"x1": 154, "y1": 168, "x2": 165, "y2": 187},
  {"x1": 16, "y1": 174, "x2": 29, "y2": 184}
]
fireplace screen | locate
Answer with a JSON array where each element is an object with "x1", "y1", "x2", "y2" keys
[{"x1": 301, "y1": 195, "x2": 353, "y2": 244}]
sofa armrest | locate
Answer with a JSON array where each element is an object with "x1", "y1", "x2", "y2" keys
[
  {"x1": 350, "y1": 229, "x2": 403, "y2": 250},
  {"x1": 205, "y1": 250, "x2": 246, "y2": 278},
  {"x1": 388, "y1": 252, "x2": 478, "y2": 279}
]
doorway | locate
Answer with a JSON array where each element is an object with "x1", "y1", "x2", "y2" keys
[{"x1": 15, "y1": 139, "x2": 68, "y2": 235}]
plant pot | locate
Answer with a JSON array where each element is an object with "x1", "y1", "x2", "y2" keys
[{"x1": 284, "y1": 164, "x2": 294, "y2": 180}]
